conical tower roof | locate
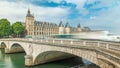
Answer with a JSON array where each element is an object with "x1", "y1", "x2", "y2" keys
[
  {"x1": 59, "y1": 21, "x2": 64, "y2": 27},
  {"x1": 26, "y1": 8, "x2": 34, "y2": 17},
  {"x1": 77, "y1": 23, "x2": 81, "y2": 28},
  {"x1": 65, "y1": 22, "x2": 70, "y2": 28}
]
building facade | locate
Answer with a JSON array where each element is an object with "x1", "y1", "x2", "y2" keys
[{"x1": 25, "y1": 8, "x2": 90, "y2": 38}]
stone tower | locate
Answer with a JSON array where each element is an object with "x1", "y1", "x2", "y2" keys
[
  {"x1": 59, "y1": 21, "x2": 64, "y2": 34},
  {"x1": 65, "y1": 22, "x2": 70, "y2": 34},
  {"x1": 77, "y1": 23, "x2": 82, "y2": 32},
  {"x1": 25, "y1": 8, "x2": 34, "y2": 37}
]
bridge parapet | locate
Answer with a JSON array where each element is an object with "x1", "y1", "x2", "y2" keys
[
  {"x1": 0, "y1": 38, "x2": 120, "y2": 52},
  {"x1": 0, "y1": 38, "x2": 120, "y2": 68}
]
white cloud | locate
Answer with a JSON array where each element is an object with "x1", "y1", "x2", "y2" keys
[
  {"x1": 49, "y1": 0, "x2": 88, "y2": 15},
  {"x1": 65, "y1": 0, "x2": 88, "y2": 15},
  {"x1": 0, "y1": 0, "x2": 120, "y2": 34},
  {"x1": 84, "y1": 3, "x2": 120, "y2": 34},
  {"x1": 0, "y1": 1, "x2": 27, "y2": 24},
  {"x1": 0, "y1": 1, "x2": 69, "y2": 24},
  {"x1": 30, "y1": 4, "x2": 69, "y2": 23},
  {"x1": 65, "y1": 0, "x2": 120, "y2": 34}
]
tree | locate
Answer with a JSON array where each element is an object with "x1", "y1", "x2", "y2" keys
[
  {"x1": 12, "y1": 22, "x2": 24, "y2": 37},
  {"x1": 0, "y1": 18, "x2": 12, "y2": 38}
]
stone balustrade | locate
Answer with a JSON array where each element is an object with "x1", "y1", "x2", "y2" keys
[
  {"x1": 1, "y1": 38, "x2": 120, "y2": 52},
  {"x1": 0, "y1": 38, "x2": 120, "y2": 68}
]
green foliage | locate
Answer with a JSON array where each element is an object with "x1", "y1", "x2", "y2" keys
[
  {"x1": 12, "y1": 21, "x2": 24, "y2": 37},
  {"x1": 0, "y1": 18, "x2": 25, "y2": 38},
  {"x1": 0, "y1": 18, "x2": 12, "y2": 37}
]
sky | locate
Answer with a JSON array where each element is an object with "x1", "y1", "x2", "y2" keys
[{"x1": 0, "y1": 0, "x2": 120, "y2": 34}]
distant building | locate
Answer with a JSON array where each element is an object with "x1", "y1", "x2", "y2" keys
[{"x1": 25, "y1": 8, "x2": 91, "y2": 38}]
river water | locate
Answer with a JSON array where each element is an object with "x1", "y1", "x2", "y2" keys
[
  {"x1": 0, "y1": 48, "x2": 100, "y2": 68},
  {"x1": 0, "y1": 49, "x2": 90, "y2": 68}
]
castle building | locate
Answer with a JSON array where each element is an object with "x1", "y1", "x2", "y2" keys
[{"x1": 25, "y1": 8, "x2": 89, "y2": 38}]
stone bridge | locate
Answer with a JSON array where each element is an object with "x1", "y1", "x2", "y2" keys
[{"x1": 0, "y1": 38, "x2": 120, "y2": 68}]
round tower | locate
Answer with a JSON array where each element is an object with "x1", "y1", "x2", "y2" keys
[
  {"x1": 65, "y1": 22, "x2": 70, "y2": 34},
  {"x1": 59, "y1": 21, "x2": 64, "y2": 34}
]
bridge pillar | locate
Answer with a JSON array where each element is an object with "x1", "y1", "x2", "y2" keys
[
  {"x1": 0, "y1": 45, "x2": 4, "y2": 48},
  {"x1": 5, "y1": 48, "x2": 11, "y2": 53},
  {"x1": 24, "y1": 55, "x2": 34, "y2": 66}
]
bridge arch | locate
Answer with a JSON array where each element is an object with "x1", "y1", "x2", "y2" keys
[
  {"x1": 0, "y1": 39, "x2": 119, "y2": 68},
  {"x1": 33, "y1": 51, "x2": 76, "y2": 65},
  {"x1": 10, "y1": 43, "x2": 27, "y2": 54},
  {"x1": 0, "y1": 42, "x2": 7, "y2": 48},
  {"x1": 33, "y1": 47, "x2": 116, "y2": 68}
]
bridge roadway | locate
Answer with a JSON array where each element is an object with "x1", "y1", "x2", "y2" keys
[{"x1": 0, "y1": 38, "x2": 120, "y2": 68}]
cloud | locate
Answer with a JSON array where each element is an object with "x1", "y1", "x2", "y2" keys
[
  {"x1": 30, "y1": 4, "x2": 69, "y2": 23},
  {"x1": 84, "y1": 2, "x2": 120, "y2": 34},
  {"x1": 64, "y1": 0, "x2": 88, "y2": 15},
  {"x1": 0, "y1": 1, "x2": 69, "y2": 24},
  {"x1": 0, "y1": 1, "x2": 27, "y2": 23},
  {"x1": 0, "y1": 0, "x2": 120, "y2": 34},
  {"x1": 58, "y1": 0, "x2": 120, "y2": 34}
]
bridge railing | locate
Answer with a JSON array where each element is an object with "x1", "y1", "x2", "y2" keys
[
  {"x1": 0, "y1": 38, "x2": 120, "y2": 51},
  {"x1": 28, "y1": 38, "x2": 120, "y2": 52},
  {"x1": 31, "y1": 38, "x2": 120, "y2": 51}
]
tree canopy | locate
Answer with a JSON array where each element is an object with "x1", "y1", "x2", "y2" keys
[
  {"x1": 12, "y1": 21, "x2": 24, "y2": 37},
  {"x1": 0, "y1": 18, "x2": 25, "y2": 38},
  {"x1": 0, "y1": 18, "x2": 12, "y2": 37}
]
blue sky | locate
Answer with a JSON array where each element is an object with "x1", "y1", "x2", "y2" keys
[{"x1": 0, "y1": 0, "x2": 120, "y2": 34}]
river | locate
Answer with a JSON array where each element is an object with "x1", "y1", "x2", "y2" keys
[{"x1": 0, "y1": 49, "x2": 100, "y2": 68}]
